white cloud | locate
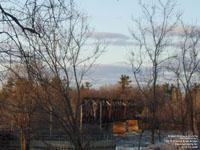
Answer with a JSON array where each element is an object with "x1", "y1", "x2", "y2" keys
[
  {"x1": 91, "y1": 32, "x2": 130, "y2": 40},
  {"x1": 89, "y1": 32, "x2": 137, "y2": 47}
]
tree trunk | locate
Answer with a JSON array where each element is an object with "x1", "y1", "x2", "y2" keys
[
  {"x1": 138, "y1": 129, "x2": 144, "y2": 150},
  {"x1": 21, "y1": 129, "x2": 26, "y2": 150},
  {"x1": 193, "y1": 114, "x2": 199, "y2": 136}
]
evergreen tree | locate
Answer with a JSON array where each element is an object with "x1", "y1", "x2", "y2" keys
[{"x1": 118, "y1": 74, "x2": 132, "y2": 94}]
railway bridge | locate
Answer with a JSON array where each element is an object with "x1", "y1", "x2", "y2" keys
[{"x1": 81, "y1": 97, "x2": 137, "y2": 127}]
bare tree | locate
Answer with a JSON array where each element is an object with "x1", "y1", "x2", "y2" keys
[
  {"x1": 167, "y1": 22, "x2": 200, "y2": 135},
  {"x1": 129, "y1": 0, "x2": 181, "y2": 144},
  {"x1": 0, "y1": 72, "x2": 38, "y2": 150},
  {"x1": 0, "y1": 0, "x2": 105, "y2": 150},
  {"x1": 164, "y1": 71, "x2": 188, "y2": 134}
]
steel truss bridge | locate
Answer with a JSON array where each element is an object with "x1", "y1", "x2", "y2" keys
[{"x1": 81, "y1": 97, "x2": 137, "y2": 125}]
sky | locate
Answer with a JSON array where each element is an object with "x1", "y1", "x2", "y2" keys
[{"x1": 76, "y1": 0, "x2": 200, "y2": 87}]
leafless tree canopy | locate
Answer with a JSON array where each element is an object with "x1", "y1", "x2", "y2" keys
[
  {"x1": 129, "y1": 0, "x2": 181, "y2": 144},
  {"x1": 0, "y1": 0, "x2": 105, "y2": 149},
  {"x1": 166, "y1": 22, "x2": 200, "y2": 135}
]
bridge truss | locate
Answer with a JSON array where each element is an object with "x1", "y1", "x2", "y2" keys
[{"x1": 81, "y1": 97, "x2": 136, "y2": 126}]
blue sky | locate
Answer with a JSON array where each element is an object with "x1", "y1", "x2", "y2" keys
[
  {"x1": 78, "y1": 0, "x2": 200, "y2": 34},
  {"x1": 76, "y1": 0, "x2": 200, "y2": 87}
]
